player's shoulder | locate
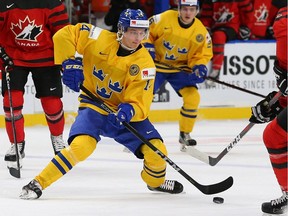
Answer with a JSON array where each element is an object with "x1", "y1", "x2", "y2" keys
[
  {"x1": 194, "y1": 17, "x2": 205, "y2": 25},
  {"x1": 160, "y1": 9, "x2": 178, "y2": 20},
  {"x1": 194, "y1": 17, "x2": 208, "y2": 30},
  {"x1": 84, "y1": 25, "x2": 115, "y2": 41},
  {"x1": 149, "y1": 9, "x2": 177, "y2": 25},
  {"x1": 135, "y1": 47, "x2": 155, "y2": 66},
  {"x1": 274, "y1": 7, "x2": 288, "y2": 26}
]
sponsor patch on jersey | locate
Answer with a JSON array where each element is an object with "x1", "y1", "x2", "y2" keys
[
  {"x1": 149, "y1": 17, "x2": 155, "y2": 25},
  {"x1": 141, "y1": 68, "x2": 156, "y2": 80},
  {"x1": 149, "y1": 14, "x2": 160, "y2": 25},
  {"x1": 196, "y1": 34, "x2": 204, "y2": 43},
  {"x1": 129, "y1": 64, "x2": 140, "y2": 76},
  {"x1": 206, "y1": 33, "x2": 212, "y2": 48},
  {"x1": 89, "y1": 26, "x2": 102, "y2": 40}
]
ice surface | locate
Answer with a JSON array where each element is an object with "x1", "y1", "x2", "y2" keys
[{"x1": 0, "y1": 120, "x2": 284, "y2": 216}]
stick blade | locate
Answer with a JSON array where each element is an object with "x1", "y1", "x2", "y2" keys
[
  {"x1": 186, "y1": 146, "x2": 210, "y2": 164},
  {"x1": 186, "y1": 146, "x2": 220, "y2": 166},
  {"x1": 209, "y1": 157, "x2": 220, "y2": 166},
  {"x1": 200, "y1": 176, "x2": 233, "y2": 195},
  {"x1": 9, "y1": 167, "x2": 21, "y2": 178}
]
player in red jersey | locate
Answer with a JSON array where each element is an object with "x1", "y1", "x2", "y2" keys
[
  {"x1": 249, "y1": 6, "x2": 287, "y2": 215},
  {"x1": 200, "y1": 0, "x2": 254, "y2": 86},
  {"x1": 250, "y1": 0, "x2": 287, "y2": 39},
  {"x1": 250, "y1": 0, "x2": 273, "y2": 39},
  {"x1": 0, "y1": 0, "x2": 69, "y2": 171}
]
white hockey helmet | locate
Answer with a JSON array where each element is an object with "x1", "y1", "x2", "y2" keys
[{"x1": 178, "y1": 0, "x2": 199, "y2": 9}]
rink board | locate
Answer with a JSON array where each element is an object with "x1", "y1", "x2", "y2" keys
[{"x1": 0, "y1": 41, "x2": 277, "y2": 127}]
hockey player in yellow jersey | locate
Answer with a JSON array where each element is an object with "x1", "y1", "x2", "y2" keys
[
  {"x1": 144, "y1": 0, "x2": 213, "y2": 152},
  {"x1": 19, "y1": 9, "x2": 184, "y2": 199}
]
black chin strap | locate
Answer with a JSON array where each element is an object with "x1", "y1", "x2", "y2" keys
[{"x1": 117, "y1": 43, "x2": 141, "y2": 57}]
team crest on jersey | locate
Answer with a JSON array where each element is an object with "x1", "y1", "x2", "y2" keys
[
  {"x1": 129, "y1": 64, "x2": 140, "y2": 76},
  {"x1": 254, "y1": 4, "x2": 269, "y2": 24},
  {"x1": 214, "y1": 6, "x2": 234, "y2": 23},
  {"x1": 11, "y1": 16, "x2": 43, "y2": 42},
  {"x1": 196, "y1": 34, "x2": 204, "y2": 43},
  {"x1": 141, "y1": 68, "x2": 156, "y2": 80}
]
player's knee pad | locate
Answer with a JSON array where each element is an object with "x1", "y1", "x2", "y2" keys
[
  {"x1": 68, "y1": 135, "x2": 97, "y2": 162},
  {"x1": 41, "y1": 96, "x2": 64, "y2": 123},
  {"x1": 141, "y1": 139, "x2": 167, "y2": 187},
  {"x1": 263, "y1": 120, "x2": 287, "y2": 150},
  {"x1": 179, "y1": 87, "x2": 200, "y2": 108}
]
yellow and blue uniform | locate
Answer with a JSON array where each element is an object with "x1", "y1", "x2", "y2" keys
[
  {"x1": 34, "y1": 23, "x2": 168, "y2": 190},
  {"x1": 149, "y1": 10, "x2": 212, "y2": 73},
  {"x1": 148, "y1": 10, "x2": 213, "y2": 133}
]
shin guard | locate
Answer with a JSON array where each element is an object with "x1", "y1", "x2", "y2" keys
[
  {"x1": 179, "y1": 87, "x2": 200, "y2": 133},
  {"x1": 35, "y1": 135, "x2": 97, "y2": 189},
  {"x1": 3, "y1": 90, "x2": 24, "y2": 143},
  {"x1": 263, "y1": 120, "x2": 288, "y2": 191},
  {"x1": 141, "y1": 139, "x2": 167, "y2": 188},
  {"x1": 41, "y1": 96, "x2": 64, "y2": 136}
]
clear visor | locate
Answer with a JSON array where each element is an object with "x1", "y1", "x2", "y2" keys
[{"x1": 117, "y1": 26, "x2": 149, "y2": 42}]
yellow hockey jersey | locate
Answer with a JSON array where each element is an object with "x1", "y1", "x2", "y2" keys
[
  {"x1": 53, "y1": 23, "x2": 156, "y2": 121},
  {"x1": 148, "y1": 10, "x2": 213, "y2": 73}
]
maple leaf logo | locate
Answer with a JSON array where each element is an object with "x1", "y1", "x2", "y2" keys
[
  {"x1": 214, "y1": 6, "x2": 234, "y2": 23},
  {"x1": 254, "y1": 4, "x2": 268, "y2": 23},
  {"x1": 10, "y1": 16, "x2": 43, "y2": 42}
]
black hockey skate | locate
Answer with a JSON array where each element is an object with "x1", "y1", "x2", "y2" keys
[
  {"x1": 179, "y1": 132, "x2": 197, "y2": 152},
  {"x1": 147, "y1": 180, "x2": 183, "y2": 194},
  {"x1": 20, "y1": 180, "x2": 42, "y2": 200},
  {"x1": 262, "y1": 191, "x2": 288, "y2": 214}
]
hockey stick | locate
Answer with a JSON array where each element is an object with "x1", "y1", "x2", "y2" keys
[
  {"x1": 5, "y1": 66, "x2": 21, "y2": 178},
  {"x1": 154, "y1": 60, "x2": 265, "y2": 98},
  {"x1": 80, "y1": 84, "x2": 233, "y2": 195},
  {"x1": 186, "y1": 91, "x2": 282, "y2": 166}
]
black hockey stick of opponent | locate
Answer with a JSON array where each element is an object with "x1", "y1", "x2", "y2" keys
[
  {"x1": 154, "y1": 60, "x2": 266, "y2": 98},
  {"x1": 186, "y1": 91, "x2": 282, "y2": 166},
  {"x1": 80, "y1": 84, "x2": 233, "y2": 195},
  {"x1": 5, "y1": 66, "x2": 21, "y2": 178}
]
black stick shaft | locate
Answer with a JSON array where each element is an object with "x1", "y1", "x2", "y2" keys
[
  {"x1": 5, "y1": 67, "x2": 21, "y2": 178},
  {"x1": 187, "y1": 91, "x2": 282, "y2": 166},
  {"x1": 154, "y1": 60, "x2": 265, "y2": 98}
]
